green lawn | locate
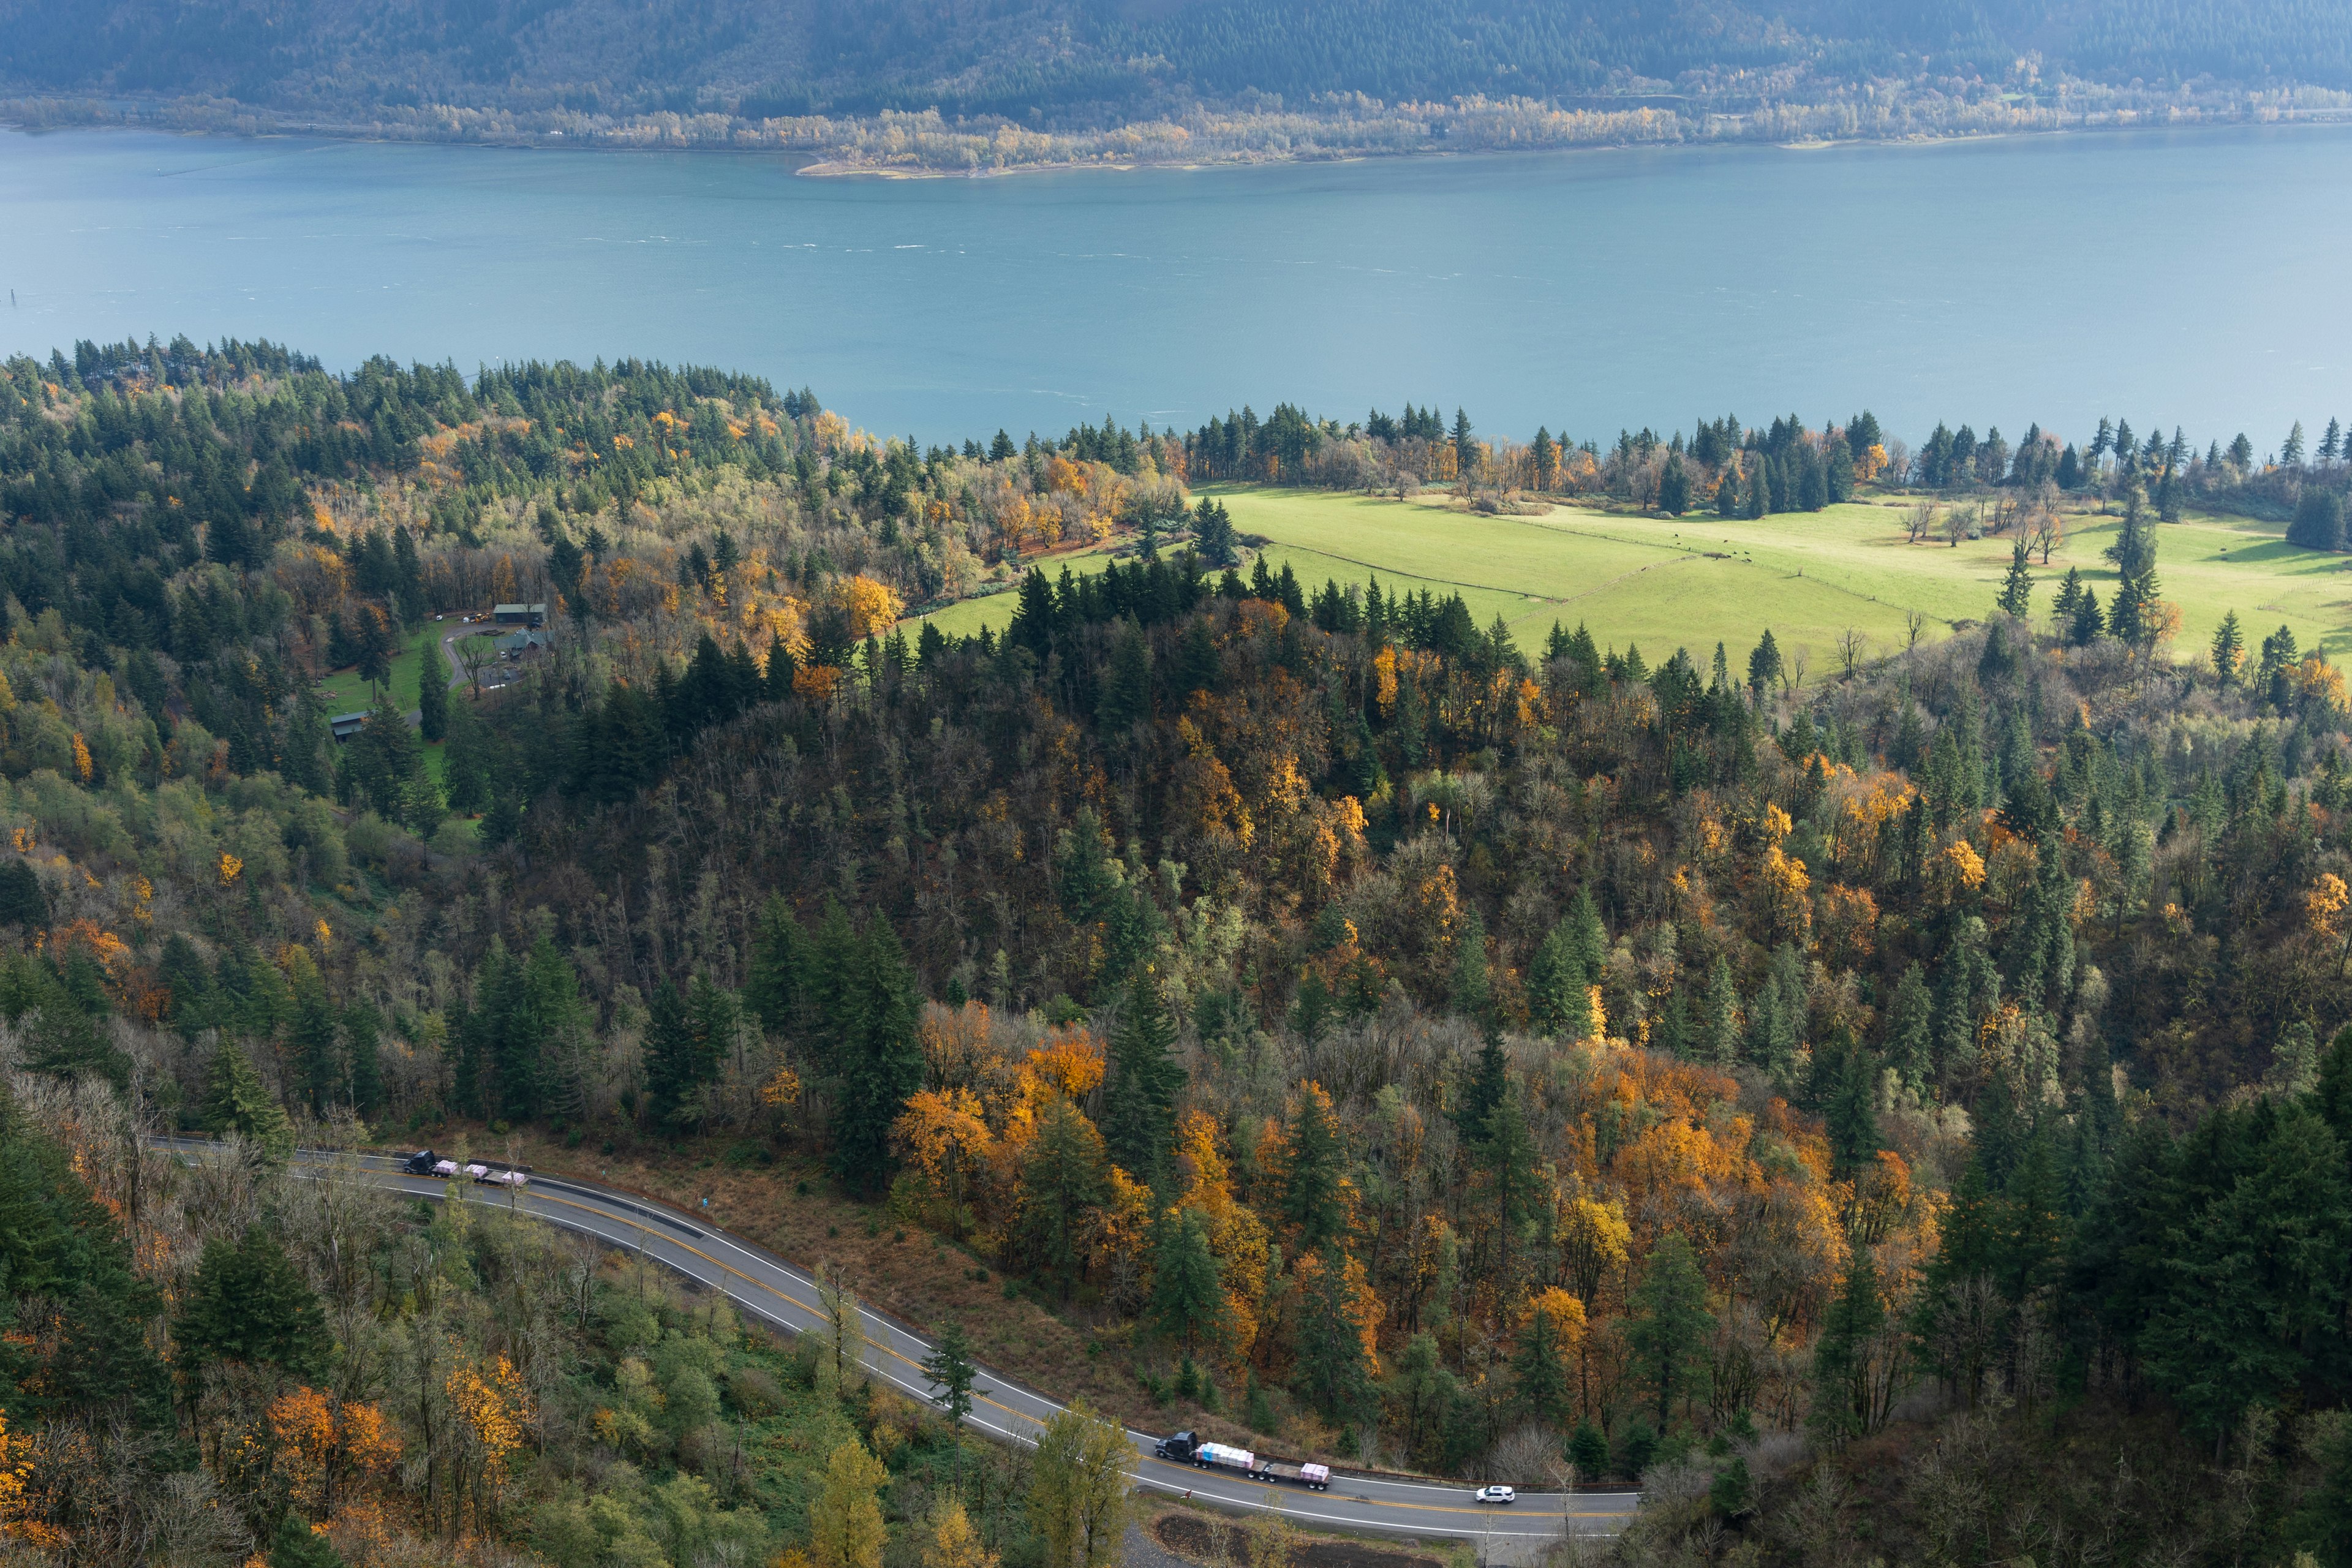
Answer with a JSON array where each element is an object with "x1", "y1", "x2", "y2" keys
[
  {"x1": 908, "y1": 487, "x2": 2352, "y2": 672},
  {"x1": 314, "y1": 621, "x2": 448, "y2": 719}
]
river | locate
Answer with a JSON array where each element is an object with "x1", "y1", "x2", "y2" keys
[{"x1": 2, "y1": 124, "x2": 2348, "y2": 450}]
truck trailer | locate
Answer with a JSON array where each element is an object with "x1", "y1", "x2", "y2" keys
[{"x1": 1154, "y1": 1432, "x2": 1330, "y2": 1491}]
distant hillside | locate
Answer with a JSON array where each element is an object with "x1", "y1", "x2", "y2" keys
[{"x1": 4, "y1": 0, "x2": 2350, "y2": 165}]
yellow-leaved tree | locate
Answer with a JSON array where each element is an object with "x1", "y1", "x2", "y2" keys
[
  {"x1": 1028, "y1": 1402, "x2": 1130, "y2": 1568},
  {"x1": 810, "y1": 1439, "x2": 890, "y2": 1568},
  {"x1": 923, "y1": 1498, "x2": 1000, "y2": 1568}
]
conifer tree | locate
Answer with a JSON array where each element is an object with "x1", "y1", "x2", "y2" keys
[
  {"x1": 1280, "y1": 1084, "x2": 1349, "y2": 1247},
  {"x1": 919, "y1": 1319, "x2": 986, "y2": 1429},
  {"x1": 1715, "y1": 464, "x2": 1743, "y2": 518},
  {"x1": 2069, "y1": 586, "x2": 2105, "y2": 647},
  {"x1": 1807, "y1": 1245, "x2": 1885, "y2": 1445},
  {"x1": 1526, "y1": 919, "x2": 1590, "y2": 1039},
  {"x1": 1657, "y1": 453, "x2": 1691, "y2": 516},
  {"x1": 744, "y1": 894, "x2": 808, "y2": 1035},
  {"x1": 417, "y1": 653, "x2": 448, "y2": 742},
  {"x1": 1147, "y1": 1208, "x2": 1225, "y2": 1357},
  {"x1": 1746, "y1": 629, "x2": 1782, "y2": 696},
  {"x1": 1702, "y1": 958, "x2": 1741, "y2": 1066},
  {"x1": 202, "y1": 1039, "x2": 294, "y2": 1163},
  {"x1": 2210, "y1": 610, "x2": 2245, "y2": 685},
  {"x1": 1510, "y1": 1298, "x2": 1576, "y2": 1430},
  {"x1": 643, "y1": 980, "x2": 698, "y2": 1129},
  {"x1": 286, "y1": 951, "x2": 342, "y2": 1116},
  {"x1": 1626, "y1": 1231, "x2": 1713, "y2": 1424},
  {"x1": 1293, "y1": 1242, "x2": 1379, "y2": 1422},
  {"x1": 1995, "y1": 537, "x2": 2034, "y2": 618},
  {"x1": 828, "y1": 919, "x2": 925, "y2": 1196},
  {"x1": 175, "y1": 1226, "x2": 331, "y2": 1378},
  {"x1": 268, "y1": 1510, "x2": 347, "y2": 1568},
  {"x1": 1101, "y1": 976, "x2": 1184, "y2": 1183}
]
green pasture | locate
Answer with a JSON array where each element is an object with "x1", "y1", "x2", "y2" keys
[
  {"x1": 1219, "y1": 488, "x2": 2352, "y2": 670},
  {"x1": 910, "y1": 486, "x2": 2352, "y2": 672},
  {"x1": 914, "y1": 544, "x2": 1126, "y2": 640}
]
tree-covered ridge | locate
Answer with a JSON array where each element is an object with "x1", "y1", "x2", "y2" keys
[
  {"x1": 2, "y1": 0, "x2": 2348, "y2": 168},
  {"x1": 10, "y1": 336, "x2": 2352, "y2": 1561}
]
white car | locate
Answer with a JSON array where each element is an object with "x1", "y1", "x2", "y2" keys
[{"x1": 1474, "y1": 1486, "x2": 1515, "y2": 1505}]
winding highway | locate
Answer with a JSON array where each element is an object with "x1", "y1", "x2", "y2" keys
[{"x1": 157, "y1": 1140, "x2": 1637, "y2": 1547}]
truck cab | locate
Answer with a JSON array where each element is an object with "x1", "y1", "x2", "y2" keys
[
  {"x1": 404, "y1": 1149, "x2": 437, "y2": 1175},
  {"x1": 1155, "y1": 1431, "x2": 1199, "y2": 1461}
]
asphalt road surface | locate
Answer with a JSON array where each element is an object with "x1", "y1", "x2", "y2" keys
[{"x1": 158, "y1": 1139, "x2": 1638, "y2": 1545}]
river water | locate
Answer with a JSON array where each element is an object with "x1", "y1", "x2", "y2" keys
[{"x1": 2, "y1": 124, "x2": 2347, "y2": 450}]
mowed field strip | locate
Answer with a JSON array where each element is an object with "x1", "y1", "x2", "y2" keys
[{"x1": 917, "y1": 487, "x2": 2352, "y2": 668}]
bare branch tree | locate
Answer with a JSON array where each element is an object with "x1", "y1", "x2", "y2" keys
[{"x1": 1836, "y1": 627, "x2": 1868, "y2": 682}]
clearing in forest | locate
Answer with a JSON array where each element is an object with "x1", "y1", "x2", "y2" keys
[{"x1": 918, "y1": 488, "x2": 2352, "y2": 673}]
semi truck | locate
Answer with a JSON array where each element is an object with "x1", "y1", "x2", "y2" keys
[{"x1": 1153, "y1": 1431, "x2": 1330, "y2": 1491}]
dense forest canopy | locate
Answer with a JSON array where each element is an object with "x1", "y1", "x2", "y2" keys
[
  {"x1": 2, "y1": 0, "x2": 2348, "y2": 164},
  {"x1": 6, "y1": 336, "x2": 2352, "y2": 1564}
]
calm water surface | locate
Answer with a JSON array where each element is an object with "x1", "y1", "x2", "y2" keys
[{"x1": 1, "y1": 125, "x2": 2347, "y2": 447}]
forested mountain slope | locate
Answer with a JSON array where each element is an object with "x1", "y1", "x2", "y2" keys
[
  {"x1": 7, "y1": 336, "x2": 2352, "y2": 1562},
  {"x1": 2, "y1": 0, "x2": 2347, "y2": 167}
]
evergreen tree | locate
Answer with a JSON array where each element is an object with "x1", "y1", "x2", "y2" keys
[
  {"x1": 344, "y1": 1001, "x2": 384, "y2": 1118},
  {"x1": 1293, "y1": 1242, "x2": 1378, "y2": 1422},
  {"x1": 0, "y1": 861, "x2": 47, "y2": 930},
  {"x1": 1101, "y1": 977, "x2": 1185, "y2": 1183},
  {"x1": 1014, "y1": 1098, "x2": 1110, "y2": 1298},
  {"x1": 2068, "y1": 586, "x2": 2105, "y2": 647},
  {"x1": 1448, "y1": 908, "x2": 1491, "y2": 1023},
  {"x1": 1995, "y1": 537, "x2": 2034, "y2": 618},
  {"x1": 1746, "y1": 629, "x2": 1782, "y2": 696},
  {"x1": 1625, "y1": 1231, "x2": 1713, "y2": 1423},
  {"x1": 201, "y1": 1040, "x2": 295, "y2": 1163},
  {"x1": 1883, "y1": 963, "x2": 1933, "y2": 1087},
  {"x1": 285, "y1": 952, "x2": 342, "y2": 1116},
  {"x1": 1510, "y1": 1299, "x2": 1575, "y2": 1430},
  {"x1": 1280, "y1": 1085, "x2": 1349, "y2": 1246},
  {"x1": 1098, "y1": 618, "x2": 1152, "y2": 730},
  {"x1": 1476, "y1": 1080, "x2": 1542, "y2": 1297},
  {"x1": 2050, "y1": 566, "x2": 2083, "y2": 628},
  {"x1": 918, "y1": 1319, "x2": 987, "y2": 1430},
  {"x1": 2289, "y1": 487, "x2": 2347, "y2": 552},
  {"x1": 1657, "y1": 453, "x2": 1691, "y2": 516},
  {"x1": 175, "y1": 1226, "x2": 331, "y2": 1378},
  {"x1": 1526, "y1": 918, "x2": 1591, "y2": 1039},
  {"x1": 828, "y1": 919, "x2": 926, "y2": 1195},
  {"x1": 1147, "y1": 1207, "x2": 1225, "y2": 1357},
  {"x1": 417, "y1": 653, "x2": 448, "y2": 741},
  {"x1": 743, "y1": 894, "x2": 808, "y2": 1036},
  {"x1": 268, "y1": 1510, "x2": 347, "y2": 1568},
  {"x1": 643, "y1": 979, "x2": 698, "y2": 1129},
  {"x1": 2210, "y1": 609, "x2": 2245, "y2": 685},
  {"x1": 1569, "y1": 1420, "x2": 1608, "y2": 1480},
  {"x1": 1715, "y1": 464, "x2": 1743, "y2": 518},
  {"x1": 1700, "y1": 957, "x2": 1741, "y2": 1066}
]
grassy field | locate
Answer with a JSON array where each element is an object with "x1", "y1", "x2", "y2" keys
[
  {"x1": 914, "y1": 488, "x2": 2352, "y2": 673},
  {"x1": 314, "y1": 620, "x2": 447, "y2": 718},
  {"x1": 914, "y1": 543, "x2": 1128, "y2": 641}
]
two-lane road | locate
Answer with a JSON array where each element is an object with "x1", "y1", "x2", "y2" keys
[{"x1": 157, "y1": 1140, "x2": 1638, "y2": 1544}]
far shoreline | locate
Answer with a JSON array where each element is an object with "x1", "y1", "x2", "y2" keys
[{"x1": 5, "y1": 99, "x2": 2351, "y2": 185}]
